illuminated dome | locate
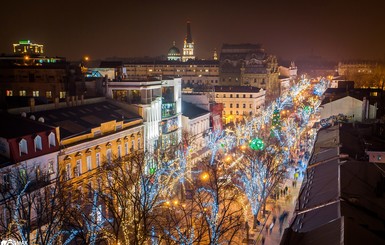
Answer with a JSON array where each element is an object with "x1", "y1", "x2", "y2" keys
[{"x1": 167, "y1": 41, "x2": 181, "y2": 61}]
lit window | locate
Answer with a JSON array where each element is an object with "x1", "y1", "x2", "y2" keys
[
  {"x1": 6, "y1": 90, "x2": 13, "y2": 96},
  {"x1": 33, "y1": 91, "x2": 39, "y2": 97},
  {"x1": 19, "y1": 139, "x2": 28, "y2": 156},
  {"x1": 19, "y1": 90, "x2": 26, "y2": 96},
  {"x1": 46, "y1": 91, "x2": 52, "y2": 98},
  {"x1": 59, "y1": 91, "x2": 66, "y2": 99},
  {"x1": 48, "y1": 161, "x2": 55, "y2": 174},
  {"x1": 34, "y1": 135, "x2": 42, "y2": 151}
]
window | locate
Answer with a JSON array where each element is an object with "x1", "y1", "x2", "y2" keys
[
  {"x1": 19, "y1": 139, "x2": 28, "y2": 155},
  {"x1": 59, "y1": 91, "x2": 66, "y2": 99},
  {"x1": 107, "y1": 149, "x2": 112, "y2": 163},
  {"x1": 249, "y1": 104, "x2": 252, "y2": 109},
  {"x1": 243, "y1": 104, "x2": 246, "y2": 108},
  {"x1": 34, "y1": 135, "x2": 42, "y2": 151},
  {"x1": 2, "y1": 174, "x2": 10, "y2": 191},
  {"x1": 6, "y1": 90, "x2": 13, "y2": 96},
  {"x1": 230, "y1": 94, "x2": 233, "y2": 98},
  {"x1": 138, "y1": 138, "x2": 141, "y2": 149},
  {"x1": 35, "y1": 166, "x2": 41, "y2": 180},
  {"x1": 250, "y1": 95, "x2": 253, "y2": 98},
  {"x1": 131, "y1": 140, "x2": 135, "y2": 152},
  {"x1": 117, "y1": 145, "x2": 121, "y2": 159},
  {"x1": 33, "y1": 91, "x2": 39, "y2": 97},
  {"x1": 46, "y1": 91, "x2": 52, "y2": 98},
  {"x1": 87, "y1": 155, "x2": 92, "y2": 171},
  {"x1": 230, "y1": 111, "x2": 233, "y2": 115},
  {"x1": 230, "y1": 104, "x2": 233, "y2": 108},
  {"x1": 48, "y1": 132, "x2": 56, "y2": 147},
  {"x1": 243, "y1": 94, "x2": 246, "y2": 98},
  {"x1": 75, "y1": 160, "x2": 81, "y2": 177},
  {"x1": 236, "y1": 94, "x2": 239, "y2": 98},
  {"x1": 236, "y1": 104, "x2": 239, "y2": 108},
  {"x1": 125, "y1": 142, "x2": 129, "y2": 155},
  {"x1": 19, "y1": 90, "x2": 26, "y2": 96},
  {"x1": 223, "y1": 94, "x2": 226, "y2": 98},
  {"x1": 96, "y1": 153, "x2": 100, "y2": 167}
]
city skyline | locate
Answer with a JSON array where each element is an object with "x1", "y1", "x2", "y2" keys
[{"x1": 1, "y1": 0, "x2": 385, "y2": 61}]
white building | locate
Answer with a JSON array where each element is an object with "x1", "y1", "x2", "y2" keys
[
  {"x1": 214, "y1": 86, "x2": 265, "y2": 124},
  {"x1": 106, "y1": 77, "x2": 182, "y2": 152},
  {"x1": 320, "y1": 95, "x2": 377, "y2": 122},
  {"x1": 181, "y1": 101, "x2": 211, "y2": 151}
]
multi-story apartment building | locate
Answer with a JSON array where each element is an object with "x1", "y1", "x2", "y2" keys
[
  {"x1": 213, "y1": 86, "x2": 265, "y2": 124},
  {"x1": 219, "y1": 43, "x2": 279, "y2": 102},
  {"x1": 122, "y1": 60, "x2": 219, "y2": 87},
  {"x1": 0, "y1": 54, "x2": 85, "y2": 108}
]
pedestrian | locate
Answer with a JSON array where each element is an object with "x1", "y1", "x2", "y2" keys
[
  {"x1": 273, "y1": 215, "x2": 277, "y2": 224},
  {"x1": 265, "y1": 225, "x2": 269, "y2": 234},
  {"x1": 269, "y1": 222, "x2": 275, "y2": 234},
  {"x1": 261, "y1": 236, "x2": 265, "y2": 245}
]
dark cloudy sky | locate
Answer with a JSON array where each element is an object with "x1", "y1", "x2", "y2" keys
[{"x1": 1, "y1": 0, "x2": 385, "y2": 61}]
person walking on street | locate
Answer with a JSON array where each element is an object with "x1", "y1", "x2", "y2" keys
[{"x1": 261, "y1": 236, "x2": 265, "y2": 245}]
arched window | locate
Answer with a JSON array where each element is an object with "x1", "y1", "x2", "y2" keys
[
  {"x1": 19, "y1": 139, "x2": 28, "y2": 156},
  {"x1": 48, "y1": 132, "x2": 56, "y2": 148},
  {"x1": 34, "y1": 135, "x2": 42, "y2": 151}
]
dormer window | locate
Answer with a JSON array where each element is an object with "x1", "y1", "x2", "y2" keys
[
  {"x1": 19, "y1": 139, "x2": 28, "y2": 156},
  {"x1": 48, "y1": 132, "x2": 56, "y2": 148},
  {"x1": 34, "y1": 135, "x2": 42, "y2": 151}
]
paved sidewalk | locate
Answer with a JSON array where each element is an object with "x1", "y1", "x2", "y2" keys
[{"x1": 257, "y1": 172, "x2": 303, "y2": 244}]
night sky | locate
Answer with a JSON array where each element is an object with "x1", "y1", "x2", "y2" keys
[{"x1": 1, "y1": 0, "x2": 385, "y2": 61}]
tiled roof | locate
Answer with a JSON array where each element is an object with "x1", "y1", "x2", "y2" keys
[{"x1": 182, "y1": 101, "x2": 210, "y2": 119}]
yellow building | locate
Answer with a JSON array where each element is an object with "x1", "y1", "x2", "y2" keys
[{"x1": 28, "y1": 99, "x2": 144, "y2": 189}]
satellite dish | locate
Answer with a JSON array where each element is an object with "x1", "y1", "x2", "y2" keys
[
  {"x1": 21, "y1": 112, "x2": 26, "y2": 117},
  {"x1": 38, "y1": 117, "x2": 45, "y2": 123},
  {"x1": 30, "y1": 115, "x2": 35, "y2": 120}
]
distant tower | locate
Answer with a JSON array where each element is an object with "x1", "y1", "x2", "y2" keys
[
  {"x1": 182, "y1": 21, "x2": 195, "y2": 62},
  {"x1": 213, "y1": 49, "x2": 218, "y2": 60}
]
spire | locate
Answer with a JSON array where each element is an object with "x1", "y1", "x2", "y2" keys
[{"x1": 185, "y1": 20, "x2": 193, "y2": 43}]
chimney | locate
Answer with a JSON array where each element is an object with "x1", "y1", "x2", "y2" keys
[{"x1": 29, "y1": 97, "x2": 35, "y2": 112}]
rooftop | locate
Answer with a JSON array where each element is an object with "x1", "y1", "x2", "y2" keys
[
  {"x1": 182, "y1": 101, "x2": 210, "y2": 119},
  {"x1": 214, "y1": 85, "x2": 263, "y2": 93},
  {"x1": 0, "y1": 112, "x2": 57, "y2": 139},
  {"x1": 27, "y1": 101, "x2": 142, "y2": 139}
]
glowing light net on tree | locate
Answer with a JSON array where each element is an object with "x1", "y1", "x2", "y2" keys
[{"x1": 249, "y1": 138, "x2": 264, "y2": 150}]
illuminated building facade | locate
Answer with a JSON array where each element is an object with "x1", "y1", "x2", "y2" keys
[
  {"x1": 106, "y1": 77, "x2": 182, "y2": 152},
  {"x1": 182, "y1": 21, "x2": 195, "y2": 62},
  {"x1": 219, "y1": 43, "x2": 279, "y2": 102},
  {"x1": 213, "y1": 86, "x2": 265, "y2": 124},
  {"x1": 25, "y1": 100, "x2": 144, "y2": 187},
  {"x1": 123, "y1": 60, "x2": 219, "y2": 86},
  {"x1": 13, "y1": 40, "x2": 44, "y2": 55}
]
